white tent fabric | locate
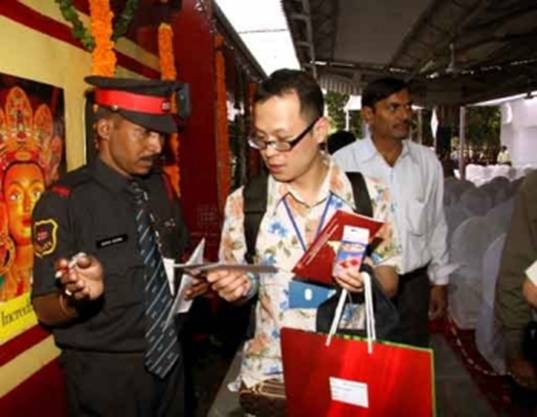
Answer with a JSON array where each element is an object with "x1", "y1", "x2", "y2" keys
[{"x1": 475, "y1": 234, "x2": 507, "y2": 375}]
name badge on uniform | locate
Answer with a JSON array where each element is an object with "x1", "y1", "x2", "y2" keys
[
  {"x1": 96, "y1": 234, "x2": 128, "y2": 249},
  {"x1": 288, "y1": 280, "x2": 336, "y2": 309}
]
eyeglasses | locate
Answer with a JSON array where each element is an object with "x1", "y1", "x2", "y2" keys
[{"x1": 247, "y1": 117, "x2": 319, "y2": 152}]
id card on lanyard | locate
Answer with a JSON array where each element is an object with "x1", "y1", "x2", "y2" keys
[{"x1": 284, "y1": 194, "x2": 334, "y2": 309}]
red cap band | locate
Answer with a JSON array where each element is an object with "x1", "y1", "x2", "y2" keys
[{"x1": 94, "y1": 89, "x2": 171, "y2": 114}]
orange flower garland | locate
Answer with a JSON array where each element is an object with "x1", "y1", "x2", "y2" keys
[
  {"x1": 158, "y1": 23, "x2": 181, "y2": 197},
  {"x1": 214, "y1": 34, "x2": 231, "y2": 212},
  {"x1": 158, "y1": 24, "x2": 177, "y2": 80},
  {"x1": 89, "y1": 0, "x2": 116, "y2": 76}
]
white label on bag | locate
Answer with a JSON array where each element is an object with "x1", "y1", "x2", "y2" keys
[{"x1": 329, "y1": 377, "x2": 369, "y2": 408}]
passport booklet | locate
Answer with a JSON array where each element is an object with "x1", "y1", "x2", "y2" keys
[{"x1": 292, "y1": 210, "x2": 384, "y2": 286}]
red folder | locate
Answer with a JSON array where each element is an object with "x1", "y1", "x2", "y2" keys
[
  {"x1": 292, "y1": 210, "x2": 384, "y2": 286},
  {"x1": 281, "y1": 328, "x2": 434, "y2": 417}
]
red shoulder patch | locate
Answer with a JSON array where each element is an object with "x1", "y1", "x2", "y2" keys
[{"x1": 51, "y1": 185, "x2": 71, "y2": 198}]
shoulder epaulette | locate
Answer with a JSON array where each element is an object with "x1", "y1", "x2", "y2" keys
[{"x1": 49, "y1": 167, "x2": 91, "y2": 198}]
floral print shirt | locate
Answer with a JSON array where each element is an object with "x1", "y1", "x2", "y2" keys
[{"x1": 218, "y1": 158, "x2": 401, "y2": 388}]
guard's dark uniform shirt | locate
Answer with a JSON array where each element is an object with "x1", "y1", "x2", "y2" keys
[{"x1": 31, "y1": 158, "x2": 189, "y2": 352}]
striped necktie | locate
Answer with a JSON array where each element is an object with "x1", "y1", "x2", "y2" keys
[{"x1": 129, "y1": 180, "x2": 179, "y2": 378}]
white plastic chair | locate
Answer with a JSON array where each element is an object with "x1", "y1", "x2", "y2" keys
[
  {"x1": 489, "y1": 164, "x2": 510, "y2": 179},
  {"x1": 465, "y1": 164, "x2": 484, "y2": 185},
  {"x1": 484, "y1": 198, "x2": 514, "y2": 234},
  {"x1": 445, "y1": 203, "x2": 469, "y2": 240},
  {"x1": 448, "y1": 217, "x2": 503, "y2": 329},
  {"x1": 475, "y1": 234, "x2": 507, "y2": 374},
  {"x1": 460, "y1": 188, "x2": 493, "y2": 217}
]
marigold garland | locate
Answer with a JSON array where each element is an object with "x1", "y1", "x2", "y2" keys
[
  {"x1": 158, "y1": 23, "x2": 181, "y2": 197},
  {"x1": 88, "y1": 0, "x2": 116, "y2": 76},
  {"x1": 214, "y1": 34, "x2": 231, "y2": 212},
  {"x1": 158, "y1": 24, "x2": 177, "y2": 80}
]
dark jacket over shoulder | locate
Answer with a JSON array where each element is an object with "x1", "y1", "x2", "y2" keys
[
  {"x1": 31, "y1": 158, "x2": 189, "y2": 353},
  {"x1": 496, "y1": 171, "x2": 537, "y2": 360}
]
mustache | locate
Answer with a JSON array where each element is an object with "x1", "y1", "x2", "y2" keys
[{"x1": 139, "y1": 155, "x2": 157, "y2": 163}]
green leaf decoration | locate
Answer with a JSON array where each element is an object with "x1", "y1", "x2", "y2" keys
[{"x1": 55, "y1": 0, "x2": 140, "y2": 52}]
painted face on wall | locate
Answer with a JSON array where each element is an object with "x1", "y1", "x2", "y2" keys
[{"x1": 3, "y1": 162, "x2": 45, "y2": 245}]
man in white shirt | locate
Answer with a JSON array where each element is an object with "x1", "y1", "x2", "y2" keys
[
  {"x1": 497, "y1": 145, "x2": 511, "y2": 165},
  {"x1": 333, "y1": 78, "x2": 449, "y2": 347}
]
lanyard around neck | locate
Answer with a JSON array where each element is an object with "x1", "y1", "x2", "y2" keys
[{"x1": 283, "y1": 193, "x2": 333, "y2": 253}]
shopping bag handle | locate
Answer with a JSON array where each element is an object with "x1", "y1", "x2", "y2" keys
[{"x1": 325, "y1": 271, "x2": 376, "y2": 353}]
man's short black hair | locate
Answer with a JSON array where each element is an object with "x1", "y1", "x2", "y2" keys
[
  {"x1": 362, "y1": 77, "x2": 408, "y2": 109},
  {"x1": 254, "y1": 69, "x2": 324, "y2": 122}
]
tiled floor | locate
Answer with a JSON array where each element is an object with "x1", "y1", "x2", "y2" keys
[
  {"x1": 206, "y1": 335, "x2": 497, "y2": 417},
  {"x1": 432, "y1": 335, "x2": 496, "y2": 417}
]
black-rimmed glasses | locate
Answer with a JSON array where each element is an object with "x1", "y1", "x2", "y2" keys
[{"x1": 247, "y1": 117, "x2": 319, "y2": 152}]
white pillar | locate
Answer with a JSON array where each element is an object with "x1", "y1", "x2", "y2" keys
[
  {"x1": 417, "y1": 109, "x2": 423, "y2": 144},
  {"x1": 459, "y1": 106, "x2": 466, "y2": 180}
]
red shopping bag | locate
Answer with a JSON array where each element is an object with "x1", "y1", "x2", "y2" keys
[{"x1": 281, "y1": 328, "x2": 435, "y2": 417}]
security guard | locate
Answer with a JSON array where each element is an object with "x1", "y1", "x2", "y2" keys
[{"x1": 31, "y1": 76, "x2": 206, "y2": 417}]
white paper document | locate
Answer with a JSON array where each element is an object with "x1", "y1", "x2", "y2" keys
[
  {"x1": 525, "y1": 259, "x2": 537, "y2": 286},
  {"x1": 174, "y1": 262, "x2": 278, "y2": 274},
  {"x1": 329, "y1": 376, "x2": 369, "y2": 408},
  {"x1": 164, "y1": 239, "x2": 206, "y2": 327},
  {"x1": 163, "y1": 257, "x2": 176, "y2": 295}
]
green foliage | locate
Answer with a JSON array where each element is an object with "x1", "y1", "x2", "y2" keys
[
  {"x1": 325, "y1": 91, "x2": 348, "y2": 130},
  {"x1": 325, "y1": 91, "x2": 363, "y2": 138},
  {"x1": 466, "y1": 106, "x2": 501, "y2": 148},
  {"x1": 55, "y1": 0, "x2": 140, "y2": 52},
  {"x1": 112, "y1": 0, "x2": 141, "y2": 40},
  {"x1": 56, "y1": 0, "x2": 94, "y2": 50}
]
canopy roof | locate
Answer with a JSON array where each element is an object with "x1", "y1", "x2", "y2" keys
[{"x1": 282, "y1": 0, "x2": 537, "y2": 105}]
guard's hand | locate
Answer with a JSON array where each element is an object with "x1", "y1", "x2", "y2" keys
[
  {"x1": 429, "y1": 285, "x2": 447, "y2": 320},
  {"x1": 333, "y1": 267, "x2": 364, "y2": 293},
  {"x1": 184, "y1": 277, "x2": 209, "y2": 300},
  {"x1": 522, "y1": 278, "x2": 537, "y2": 309},
  {"x1": 206, "y1": 269, "x2": 251, "y2": 302},
  {"x1": 55, "y1": 254, "x2": 104, "y2": 302}
]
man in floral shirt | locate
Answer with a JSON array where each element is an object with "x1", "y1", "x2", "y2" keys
[{"x1": 207, "y1": 69, "x2": 401, "y2": 414}]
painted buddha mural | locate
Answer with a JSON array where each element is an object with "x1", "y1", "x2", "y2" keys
[{"x1": 0, "y1": 86, "x2": 63, "y2": 301}]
